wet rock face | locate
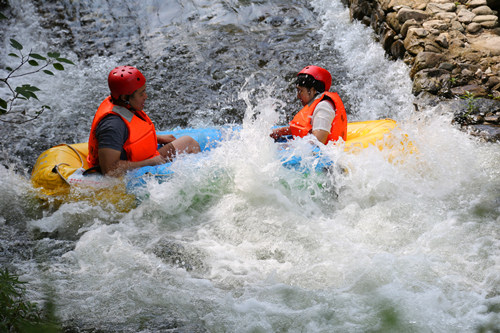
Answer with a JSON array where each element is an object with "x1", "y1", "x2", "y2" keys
[
  {"x1": 452, "y1": 96, "x2": 500, "y2": 140},
  {"x1": 345, "y1": 0, "x2": 500, "y2": 141},
  {"x1": 347, "y1": 0, "x2": 500, "y2": 98}
]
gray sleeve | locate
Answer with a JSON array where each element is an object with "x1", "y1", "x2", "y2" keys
[{"x1": 95, "y1": 115, "x2": 129, "y2": 158}]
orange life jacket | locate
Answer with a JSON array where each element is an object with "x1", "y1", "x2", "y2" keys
[
  {"x1": 289, "y1": 92, "x2": 347, "y2": 143},
  {"x1": 87, "y1": 96, "x2": 159, "y2": 168}
]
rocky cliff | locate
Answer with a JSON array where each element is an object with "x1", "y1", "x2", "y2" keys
[{"x1": 345, "y1": 0, "x2": 500, "y2": 141}]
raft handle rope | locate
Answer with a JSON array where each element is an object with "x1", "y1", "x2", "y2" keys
[{"x1": 51, "y1": 144, "x2": 85, "y2": 185}]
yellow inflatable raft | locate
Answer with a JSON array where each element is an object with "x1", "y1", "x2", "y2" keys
[
  {"x1": 31, "y1": 119, "x2": 413, "y2": 196},
  {"x1": 31, "y1": 143, "x2": 91, "y2": 196},
  {"x1": 30, "y1": 142, "x2": 136, "y2": 211}
]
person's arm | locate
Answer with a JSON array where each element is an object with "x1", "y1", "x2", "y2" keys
[
  {"x1": 311, "y1": 129, "x2": 330, "y2": 144},
  {"x1": 95, "y1": 115, "x2": 165, "y2": 176},
  {"x1": 98, "y1": 147, "x2": 166, "y2": 177},
  {"x1": 157, "y1": 134, "x2": 176, "y2": 145},
  {"x1": 270, "y1": 126, "x2": 291, "y2": 140},
  {"x1": 311, "y1": 100, "x2": 336, "y2": 144}
]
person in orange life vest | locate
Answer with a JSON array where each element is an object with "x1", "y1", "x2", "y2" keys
[
  {"x1": 87, "y1": 66, "x2": 200, "y2": 176},
  {"x1": 270, "y1": 65, "x2": 347, "y2": 144}
]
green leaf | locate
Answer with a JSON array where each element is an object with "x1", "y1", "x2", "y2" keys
[
  {"x1": 15, "y1": 86, "x2": 36, "y2": 99},
  {"x1": 6, "y1": 67, "x2": 13, "y2": 71},
  {"x1": 0, "y1": 98, "x2": 7, "y2": 109},
  {"x1": 30, "y1": 53, "x2": 46, "y2": 60},
  {"x1": 43, "y1": 70, "x2": 55, "y2": 76},
  {"x1": 22, "y1": 84, "x2": 41, "y2": 92},
  {"x1": 0, "y1": 108, "x2": 6, "y2": 115},
  {"x1": 53, "y1": 63, "x2": 64, "y2": 71},
  {"x1": 28, "y1": 59, "x2": 39, "y2": 66},
  {"x1": 8, "y1": 53, "x2": 19, "y2": 58},
  {"x1": 0, "y1": 12, "x2": 7, "y2": 20},
  {"x1": 9, "y1": 38, "x2": 23, "y2": 50},
  {"x1": 15, "y1": 87, "x2": 28, "y2": 98},
  {"x1": 56, "y1": 57, "x2": 75, "y2": 65},
  {"x1": 47, "y1": 51, "x2": 60, "y2": 58},
  {"x1": 42, "y1": 105, "x2": 51, "y2": 110}
]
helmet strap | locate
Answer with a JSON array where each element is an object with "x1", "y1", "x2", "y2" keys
[{"x1": 113, "y1": 95, "x2": 133, "y2": 110}]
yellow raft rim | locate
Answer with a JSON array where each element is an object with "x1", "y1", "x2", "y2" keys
[
  {"x1": 31, "y1": 119, "x2": 414, "y2": 196},
  {"x1": 31, "y1": 142, "x2": 90, "y2": 196}
]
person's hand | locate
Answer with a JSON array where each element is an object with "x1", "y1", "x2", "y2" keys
[
  {"x1": 157, "y1": 134, "x2": 176, "y2": 144},
  {"x1": 150, "y1": 154, "x2": 167, "y2": 165},
  {"x1": 270, "y1": 128, "x2": 281, "y2": 140},
  {"x1": 270, "y1": 127, "x2": 290, "y2": 140}
]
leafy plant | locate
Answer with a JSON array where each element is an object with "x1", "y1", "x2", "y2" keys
[
  {"x1": 0, "y1": 34, "x2": 75, "y2": 124},
  {"x1": 0, "y1": 268, "x2": 61, "y2": 332},
  {"x1": 0, "y1": 268, "x2": 41, "y2": 331},
  {"x1": 460, "y1": 90, "x2": 478, "y2": 116},
  {"x1": 454, "y1": 90, "x2": 481, "y2": 125}
]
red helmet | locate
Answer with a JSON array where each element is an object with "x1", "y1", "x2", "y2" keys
[
  {"x1": 297, "y1": 65, "x2": 332, "y2": 92},
  {"x1": 108, "y1": 66, "x2": 146, "y2": 99}
]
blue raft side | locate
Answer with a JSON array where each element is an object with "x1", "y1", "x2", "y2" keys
[
  {"x1": 274, "y1": 134, "x2": 336, "y2": 172},
  {"x1": 277, "y1": 145, "x2": 334, "y2": 173},
  {"x1": 156, "y1": 127, "x2": 226, "y2": 151},
  {"x1": 125, "y1": 127, "x2": 228, "y2": 190},
  {"x1": 125, "y1": 127, "x2": 335, "y2": 191}
]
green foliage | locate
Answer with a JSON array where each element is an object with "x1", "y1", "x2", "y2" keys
[
  {"x1": 454, "y1": 91, "x2": 481, "y2": 125},
  {"x1": 0, "y1": 268, "x2": 41, "y2": 331},
  {"x1": 460, "y1": 90, "x2": 478, "y2": 116},
  {"x1": 0, "y1": 268, "x2": 61, "y2": 332},
  {"x1": 0, "y1": 24, "x2": 75, "y2": 124}
]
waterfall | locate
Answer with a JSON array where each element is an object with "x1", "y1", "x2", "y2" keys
[{"x1": 0, "y1": 0, "x2": 498, "y2": 332}]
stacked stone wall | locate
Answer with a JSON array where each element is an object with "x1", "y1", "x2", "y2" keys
[{"x1": 345, "y1": 0, "x2": 500, "y2": 141}]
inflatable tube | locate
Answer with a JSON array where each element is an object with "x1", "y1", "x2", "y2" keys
[
  {"x1": 31, "y1": 143, "x2": 91, "y2": 195},
  {"x1": 31, "y1": 119, "x2": 407, "y2": 196}
]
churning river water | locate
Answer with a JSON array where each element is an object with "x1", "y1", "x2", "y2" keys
[{"x1": 1, "y1": 0, "x2": 499, "y2": 332}]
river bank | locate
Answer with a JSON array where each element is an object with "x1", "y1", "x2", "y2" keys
[
  {"x1": 1, "y1": 1, "x2": 499, "y2": 332},
  {"x1": 345, "y1": 0, "x2": 500, "y2": 141}
]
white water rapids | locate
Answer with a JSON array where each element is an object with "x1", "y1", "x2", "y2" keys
[{"x1": 0, "y1": 0, "x2": 499, "y2": 332}]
